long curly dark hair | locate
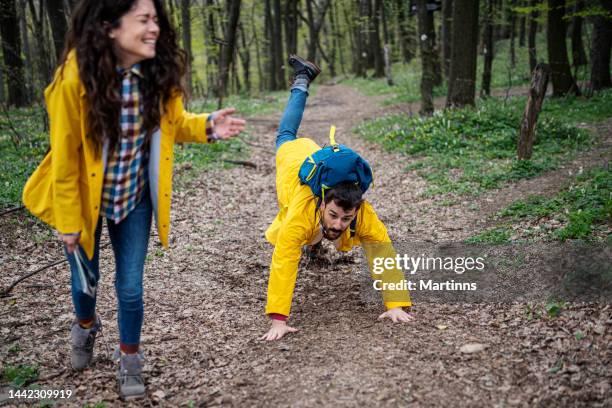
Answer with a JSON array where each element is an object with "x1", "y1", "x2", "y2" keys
[{"x1": 57, "y1": 0, "x2": 186, "y2": 149}]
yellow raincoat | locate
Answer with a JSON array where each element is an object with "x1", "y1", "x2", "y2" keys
[
  {"x1": 22, "y1": 50, "x2": 211, "y2": 260},
  {"x1": 265, "y1": 138, "x2": 412, "y2": 316}
]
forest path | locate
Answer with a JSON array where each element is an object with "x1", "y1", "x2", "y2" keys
[{"x1": 0, "y1": 84, "x2": 609, "y2": 407}]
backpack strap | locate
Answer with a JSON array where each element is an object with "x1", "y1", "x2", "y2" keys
[
  {"x1": 349, "y1": 217, "x2": 357, "y2": 238},
  {"x1": 329, "y1": 125, "x2": 339, "y2": 152}
]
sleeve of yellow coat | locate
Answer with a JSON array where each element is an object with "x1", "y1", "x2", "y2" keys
[
  {"x1": 358, "y1": 202, "x2": 412, "y2": 310},
  {"x1": 265, "y1": 208, "x2": 311, "y2": 317},
  {"x1": 46, "y1": 76, "x2": 83, "y2": 234},
  {"x1": 171, "y1": 95, "x2": 211, "y2": 144}
]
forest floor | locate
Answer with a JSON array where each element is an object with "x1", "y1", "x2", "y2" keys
[{"x1": 1, "y1": 84, "x2": 610, "y2": 407}]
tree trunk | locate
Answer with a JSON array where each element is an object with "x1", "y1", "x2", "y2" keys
[
  {"x1": 518, "y1": 63, "x2": 550, "y2": 160},
  {"x1": 238, "y1": 21, "x2": 250, "y2": 94},
  {"x1": 417, "y1": 0, "x2": 434, "y2": 115},
  {"x1": 264, "y1": 0, "x2": 277, "y2": 90},
  {"x1": 547, "y1": 0, "x2": 579, "y2": 96},
  {"x1": 509, "y1": 8, "x2": 516, "y2": 68},
  {"x1": 446, "y1": 0, "x2": 479, "y2": 108},
  {"x1": 284, "y1": 0, "x2": 298, "y2": 56},
  {"x1": 203, "y1": 0, "x2": 218, "y2": 98},
  {"x1": 28, "y1": 0, "x2": 52, "y2": 87},
  {"x1": 356, "y1": 0, "x2": 369, "y2": 76},
  {"x1": 371, "y1": 0, "x2": 385, "y2": 77},
  {"x1": 305, "y1": 0, "x2": 332, "y2": 64},
  {"x1": 20, "y1": 0, "x2": 34, "y2": 103},
  {"x1": 481, "y1": 0, "x2": 495, "y2": 97},
  {"x1": 0, "y1": 0, "x2": 27, "y2": 106},
  {"x1": 441, "y1": 0, "x2": 452, "y2": 78},
  {"x1": 528, "y1": 0, "x2": 538, "y2": 72},
  {"x1": 46, "y1": 0, "x2": 68, "y2": 61},
  {"x1": 272, "y1": 0, "x2": 284, "y2": 88},
  {"x1": 519, "y1": 9, "x2": 526, "y2": 47},
  {"x1": 570, "y1": 0, "x2": 587, "y2": 68},
  {"x1": 590, "y1": 0, "x2": 612, "y2": 90},
  {"x1": 181, "y1": 0, "x2": 193, "y2": 95},
  {"x1": 331, "y1": 0, "x2": 346, "y2": 75},
  {"x1": 396, "y1": 0, "x2": 414, "y2": 63},
  {"x1": 252, "y1": 1, "x2": 264, "y2": 92},
  {"x1": 217, "y1": 0, "x2": 241, "y2": 101}
]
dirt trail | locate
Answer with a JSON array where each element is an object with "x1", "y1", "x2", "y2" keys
[{"x1": 0, "y1": 84, "x2": 610, "y2": 407}]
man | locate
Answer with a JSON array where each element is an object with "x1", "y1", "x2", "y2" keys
[{"x1": 261, "y1": 56, "x2": 413, "y2": 341}]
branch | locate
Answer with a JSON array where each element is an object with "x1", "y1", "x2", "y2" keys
[
  {"x1": 0, "y1": 205, "x2": 25, "y2": 217},
  {"x1": 1, "y1": 243, "x2": 111, "y2": 298}
]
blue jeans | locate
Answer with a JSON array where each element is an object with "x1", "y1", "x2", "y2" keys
[
  {"x1": 276, "y1": 88, "x2": 308, "y2": 150},
  {"x1": 66, "y1": 190, "x2": 152, "y2": 346}
]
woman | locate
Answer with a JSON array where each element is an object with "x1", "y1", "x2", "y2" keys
[{"x1": 22, "y1": 0, "x2": 245, "y2": 399}]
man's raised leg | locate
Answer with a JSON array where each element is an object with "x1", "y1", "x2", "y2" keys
[{"x1": 275, "y1": 55, "x2": 321, "y2": 150}]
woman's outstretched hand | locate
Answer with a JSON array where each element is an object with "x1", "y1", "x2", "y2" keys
[{"x1": 211, "y1": 108, "x2": 246, "y2": 139}]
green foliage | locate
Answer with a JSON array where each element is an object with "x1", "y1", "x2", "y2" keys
[
  {"x1": 465, "y1": 227, "x2": 511, "y2": 244},
  {"x1": 574, "y1": 330, "x2": 585, "y2": 340},
  {"x1": 498, "y1": 168, "x2": 611, "y2": 242},
  {"x1": 358, "y1": 91, "x2": 611, "y2": 196},
  {"x1": 3, "y1": 363, "x2": 39, "y2": 387},
  {"x1": 545, "y1": 299, "x2": 567, "y2": 318},
  {"x1": 0, "y1": 106, "x2": 49, "y2": 209}
]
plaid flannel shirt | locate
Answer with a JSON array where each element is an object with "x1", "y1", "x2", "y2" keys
[{"x1": 100, "y1": 65, "x2": 217, "y2": 224}]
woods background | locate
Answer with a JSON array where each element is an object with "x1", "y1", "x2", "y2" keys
[{"x1": 0, "y1": 0, "x2": 610, "y2": 109}]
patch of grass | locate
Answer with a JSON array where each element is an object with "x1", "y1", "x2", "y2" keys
[
  {"x1": 3, "y1": 363, "x2": 39, "y2": 388},
  {"x1": 464, "y1": 226, "x2": 511, "y2": 244},
  {"x1": 358, "y1": 91, "x2": 610, "y2": 196},
  {"x1": 498, "y1": 168, "x2": 611, "y2": 241},
  {"x1": 0, "y1": 106, "x2": 49, "y2": 210}
]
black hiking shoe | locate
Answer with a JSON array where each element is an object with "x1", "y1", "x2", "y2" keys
[{"x1": 288, "y1": 54, "x2": 321, "y2": 84}]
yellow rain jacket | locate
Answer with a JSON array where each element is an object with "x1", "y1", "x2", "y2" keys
[
  {"x1": 265, "y1": 138, "x2": 412, "y2": 316},
  {"x1": 22, "y1": 50, "x2": 211, "y2": 260}
]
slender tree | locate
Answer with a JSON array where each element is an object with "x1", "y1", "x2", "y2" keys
[
  {"x1": 590, "y1": 0, "x2": 612, "y2": 90},
  {"x1": 46, "y1": 0, "x2": 68, "y2": 61},
  {"x1": 284, "y1": 0, "x2": 298, "y2": 56},
  {"x1": 528, "y1": 0, "x2": 538, "y2": 72},
  {"x1": 218, "y1": 0, "x2": 241, "y2": 100},
  {"x1": 570, "y1": 0, "x2": 588, "y2": 68},
  {"x1": 441, "y1": 0, "x2": 453, "y2": 78},
  {"x1": 396, "y1": 0, "x2": 414, "y2": 63},
  {"x1": 481, "y1": 0, "x2": 495, "y2": 97},
  {"x1": 446, "y1": 0, "x2": 480, "y2": 107},
  {"x1": 547, "y1": 0, "x2": 579, "y2": 96},
  {"x1": 181, "y1": 0, "x2": 193, "y2": 95},
  {"x1": 0, "y1": 0, "x2": 27, "y2": 106},
  {"x1": 371, "y1": 0, "x2": 385, "y2": 77},
  {"x1": 417, "y1": 0, "x2": 434, "y2": 115}
]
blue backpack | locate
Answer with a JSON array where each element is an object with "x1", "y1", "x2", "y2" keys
[{"x1": 298, "y1": 126, "x2": 373, "y2": 236}]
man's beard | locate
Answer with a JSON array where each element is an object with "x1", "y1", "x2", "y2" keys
[{"x1": 321, "y1": 220, "x2": 343, "y2": 240}]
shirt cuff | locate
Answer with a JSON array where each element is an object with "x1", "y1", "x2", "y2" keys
[
  {"x1": 269, "y1": 313, "x2": 288, "y2": 322},
  {"x1": 206, "y1": 112, "x2": 220, "y2": 142}
]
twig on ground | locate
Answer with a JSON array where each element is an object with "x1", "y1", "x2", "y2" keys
[{"x1": 0, "y1": 205, "x2": 25, "y2": 217}]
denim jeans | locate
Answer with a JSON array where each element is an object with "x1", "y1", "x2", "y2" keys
[
  {"x1": 276, "y1": 88, "x2": 308, "y2": 150},
  {"x1": 66, "y1": 188, "x2": 152, "y2": 346}
]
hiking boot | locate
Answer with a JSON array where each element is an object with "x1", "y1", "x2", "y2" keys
[
  {"x1": 70, "y1": 315, "x2": 102, "y2": 370},
  {"x1": 288, "y1": 54, "x2": 321, "y2": 84},
  {"x1": 114, "y1": 348, "x2": 146, "y2": 400}
]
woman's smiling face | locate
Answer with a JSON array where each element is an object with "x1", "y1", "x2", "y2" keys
[{"x1": 108, "y1": 0, "x2": 160, "y2": 68}]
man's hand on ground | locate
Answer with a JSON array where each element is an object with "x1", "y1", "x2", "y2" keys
[
  {"x1": 260, "y1": 319, "x2": 299, "y2": 341},
  {"x1": 378, "y1": 307, "x2": 413, "y2": 323}
]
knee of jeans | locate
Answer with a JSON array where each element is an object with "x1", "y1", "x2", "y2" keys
[{"x1": 115, "y1": 282, "x2": 143, "y2": 305}]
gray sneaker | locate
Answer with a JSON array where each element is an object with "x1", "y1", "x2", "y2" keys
[
  {"x1": 70, "y1": 316, "x2": 101, "y2": 370},
  {"x1": 114, "y1": 348, "x2": 146, "y2": 400}
]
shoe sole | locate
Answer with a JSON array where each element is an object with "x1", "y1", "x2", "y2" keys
[{"x1": 289, "y1": 54, "x2": 321, "y2": 77}]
